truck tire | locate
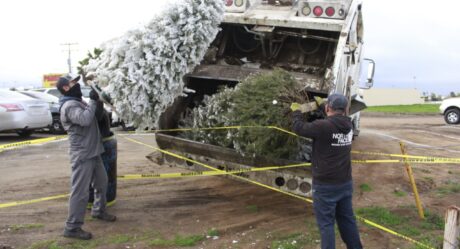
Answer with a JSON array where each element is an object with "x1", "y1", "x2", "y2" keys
[{"x1": 444, "y1": 108, "x2": 460, "y2": 124}]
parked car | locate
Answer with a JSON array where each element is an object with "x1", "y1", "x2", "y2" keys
[
  {"x1": 0, "y1": 89, "x2": 52, "y2": 137},
  {"x1": 33, "y1": 87, "x2": 63, "y2": 98},
  {"x1": 19, "y1": 91, "x2": 64, "y2": 134},
  {"x1": 440, "y1": 97, "x2": 460, "y2": 124}
]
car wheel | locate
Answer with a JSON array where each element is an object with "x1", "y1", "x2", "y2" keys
[
  {"x1": 444, "y1": 108, "x2": 460, "y2": 124},
  {"x1": 50, "y1": 116, "x2": 65, "y2": 134},
  {"x1": 16, "y1": 129, "x2": 33, "y2": 138}
]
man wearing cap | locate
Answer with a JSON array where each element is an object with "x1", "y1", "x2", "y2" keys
[
  {"x1": 291, "y1": 93, "x2": 362, "y2": 249},
  {"x1": 57, "y1": 75, "x2": 116, "y2": 240}
]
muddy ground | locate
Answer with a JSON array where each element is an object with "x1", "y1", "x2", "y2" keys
[{"x1": 0, "y1": 114, "x2": 459, "y2": 249}]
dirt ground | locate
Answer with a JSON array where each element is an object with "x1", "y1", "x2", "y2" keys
[{"x1": 0, "y1": 114, "x2": 459, "y2": 249}]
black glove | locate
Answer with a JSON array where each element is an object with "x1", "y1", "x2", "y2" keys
[{"x1": 89, "y1": 89, "x2": 99, "y2": 101}]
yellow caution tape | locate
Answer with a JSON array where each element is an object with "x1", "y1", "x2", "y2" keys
[
  {"x1": 122, "y1": 135, "x2": 435, "y2": 249},
  {"x1": 119, "y1": 163, "x2": 311, "y2": 180},
  {"x1": 0, "y1": 194, "x2": 69, "y2": 209},
  {"x1": 125, "y1": 125, "x2": 459, "y2": 164},
  {"x1": 0, "y1": 136, "x2": 67, "y2": 152},
  {"x1": 352, "y1": 150, "x2": 460, "y2": 162}
]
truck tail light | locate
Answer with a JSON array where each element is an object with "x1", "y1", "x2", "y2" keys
[
  {"x1": 313, "y1": 6, "x2": 323, "y2": 16},
  {"x1": 225, "y1": 0, "x2": 233, "y2": 6},
  {"x1": 234, "y1": 0, "x2": 244, "y2": 7},
  {"x1": 302, "y1": 6, "x2": 311, "y2": 16},
  {"x1": 0, "y1": 103, "x2": 24, "y2": 112},
  {"x1": 325, "y1": 7, "x2": 335, "y2": 17}
]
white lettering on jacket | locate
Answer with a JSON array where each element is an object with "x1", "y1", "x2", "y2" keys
[{"x1": 331, "y1": 130, "x2": 353, "y2": 147}]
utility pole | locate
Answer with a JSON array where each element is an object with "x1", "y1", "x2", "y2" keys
[{"x1": 61, "y1": 43, "x2": 78, "y2": 74}]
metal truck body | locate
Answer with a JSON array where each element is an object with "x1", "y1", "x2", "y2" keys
[{"x1": 155, "y1": 0, "x2": 375, "y2": 197}]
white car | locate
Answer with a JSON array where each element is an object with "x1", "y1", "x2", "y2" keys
[
  {"x1": 0, "y1": 89, "x2": 52, "y2": 137},
  {"x1": 439, "y1": 97, "x2": 460, "y2": 124}
]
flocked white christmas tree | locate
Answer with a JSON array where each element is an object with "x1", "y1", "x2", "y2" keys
[{"x1": 84, "y1": 0, "x2": 224, "y2": 129}]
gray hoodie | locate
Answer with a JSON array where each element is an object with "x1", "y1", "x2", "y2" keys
[{"x1": 60, "y1": 99, "x2": 104, "y2": 163}]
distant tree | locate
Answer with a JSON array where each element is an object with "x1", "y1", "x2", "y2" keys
[
  {"x1": 450, "y1": 91, "x2": 456, "y2": 98},
  {"x1": 430, "y1": 93, "x2": 438, "y2": 101}
]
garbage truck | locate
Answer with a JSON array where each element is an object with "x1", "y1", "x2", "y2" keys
[{"x1": 155, "y1": 0, "x2": 375, "y2": 197}]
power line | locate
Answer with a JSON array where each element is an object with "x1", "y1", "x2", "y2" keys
[{"x1": 60, "y1": 43, "x2": 78, "y2": 74}]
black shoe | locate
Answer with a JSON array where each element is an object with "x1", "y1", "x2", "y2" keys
[
  {"x1": 63, "y1": 227, "x2": 92, "y2": 240},
  {"x1": 92, "y1": 212, "x2": 116, "y2": 222}
]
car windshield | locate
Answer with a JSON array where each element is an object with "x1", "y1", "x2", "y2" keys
[
  {"x1": 46, "y1": 89, "x2": 62, "y2": 98},
  {"x1": 20, "y1": 91, "x2": 59, "y2": 103}
]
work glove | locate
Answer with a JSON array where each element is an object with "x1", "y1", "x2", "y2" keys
[
  {"x1": 290, "y1": 102, "x2": 301, "y2": 112},
  {"x1": 89, "y1": 89, "x2": 100, "y2": 101}
]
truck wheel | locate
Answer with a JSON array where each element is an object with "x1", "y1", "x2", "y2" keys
[
  {"x1": 50, "y1": 116, "x2": 65, "y2": 134},
  {"x1": 444, "y1": 109, "x2": 460, "y2": 124},
  {"x1": 16, "y1": 130, "x2": 33, "y2": 138}
]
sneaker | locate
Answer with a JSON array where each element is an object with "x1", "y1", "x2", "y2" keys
[
  {"x1": 91, "y1": 212, "x2": 117, "y2": 222},
  {"x1": 63, "y1": 227, "x2": 92, "y2": 240}
]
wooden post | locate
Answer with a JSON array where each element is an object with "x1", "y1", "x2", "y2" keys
[
  {"x1": 443, "y1": 206, "x2": 460, "y2": 249},
  {"x1": 399, "y1": 142, "x2": 425, "y2": 219}
]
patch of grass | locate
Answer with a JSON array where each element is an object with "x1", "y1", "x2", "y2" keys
[
  {"x1": 419, "y1": 168, "x2": 431, "y2": 174},
  {"x1": 246, "y1": 204, "x2": 259, "y2": 213},
  {"x1": 359, "y1": 183, "x2": 372, "y2": 192},
  {"x1": 271, "y1": 232, "x2": 319, "y2": 249},
  {"x1": 393, "y1": 190, "x2": 407, "y2": 197},
  {"x1": 408, "y1": 234, "x2": 443, "y2": 249},
  {"x1": 9, "y1": 223, "x2": 44, "y2": 231},
  {"x1": 364, "y1": 104, "x2": 440, "y2": 114},
  {"x1": 148, "y1": 234, "x2": 205, "y2": 247},
  {"x1": 107, "y1": 234, "x2": 135, "y2": 244},
  {"x1": 421, "y1": 210, "x2": 444, "y2": 230},
  {"x1": 28, "y1": 240, "x2": 58, "y2": 249},
  {"x1": 436, "y1": 182, "x2": 460, "y2": 196},
  {"x1": 356, "y1": 206, "x2": 406, "y2": 226},
  {"x1": 207, "y1": 228, "x2": 219, "y2": 237}
]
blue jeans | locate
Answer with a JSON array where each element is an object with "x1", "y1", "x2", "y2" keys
[{"x1": 313, "y1": 181, "x2": 362, "y2": 249}]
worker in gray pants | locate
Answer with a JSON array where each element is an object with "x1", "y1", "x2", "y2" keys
[{"x1": 57, "y1": 75, "x2": 116, "y2": 240}]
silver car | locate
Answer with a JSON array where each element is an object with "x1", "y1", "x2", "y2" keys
[
  {"x1": 19, "y1": 91, "x2": 64, "y2": 134},
  {"x1": 0, "y1": 89, "x2": 52, "y2": 137}
]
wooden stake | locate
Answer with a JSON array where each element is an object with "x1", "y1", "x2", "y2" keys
[
  {"x1": 443, "y1": 206, "x2": 460, "y2": 249},
  {"x1": 399, "y1": 142, "x2": 425, "y2": 219}
]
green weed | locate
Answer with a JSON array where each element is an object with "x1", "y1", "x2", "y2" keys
[
  {"x1": 359, "y1": 183, "x2": 372, "y2": 192},
  {"x1": 27, "y1": 240, "x2": 58, "y2": 249},
  {"x1": 207, "y1": 228, "x2": 219, "y2": 237},
  {"x1": 9, "y1": 223, "x2": 44, "y2": 231},
  {"x1": 356, "y1": 206, "x2": 406, "y2": 226},
  {"x1": 436, "y1": 182, "x2": 460, "y2": 196},
  {"x1": 394, "y1": 190, "x2": 407, "y2": 197},
  {"x1": 246, "y1": 204, "x2": 259, "y2": 213},
  {"x1": 148, "y1": 234, "x2": 205, "y2": 247}
]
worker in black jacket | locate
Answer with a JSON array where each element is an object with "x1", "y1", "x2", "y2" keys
[
  {"x1": 291, "y1": 93, "x2": 362, "y2": 249},
  {"x1": 88, "y1": 89, "x2": 118, "y2": 205}
]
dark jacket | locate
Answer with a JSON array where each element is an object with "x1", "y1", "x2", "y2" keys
[
  {"x1": 95, "y1": 101, "x2": 113, "y2": 139},
  {"x1": 292, "y1": 111, "x2": 353, "y2": 185}
]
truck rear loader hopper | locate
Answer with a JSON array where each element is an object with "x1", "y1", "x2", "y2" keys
[{"x1": 154, "y1": 0, "x2": 374, "y2": 197}]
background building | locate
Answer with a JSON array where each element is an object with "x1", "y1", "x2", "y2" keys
[{"x1": 362, "y1": 88, "x2": 424, "y2": 106}]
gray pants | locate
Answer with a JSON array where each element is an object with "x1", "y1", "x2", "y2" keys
[{"x1": 66, "y1": 156, "x2": 108, "y2": 230}]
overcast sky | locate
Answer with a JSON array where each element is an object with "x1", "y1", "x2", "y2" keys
[{"x1": 0, "y1": 0, "x2": 459, "y2": 95}]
